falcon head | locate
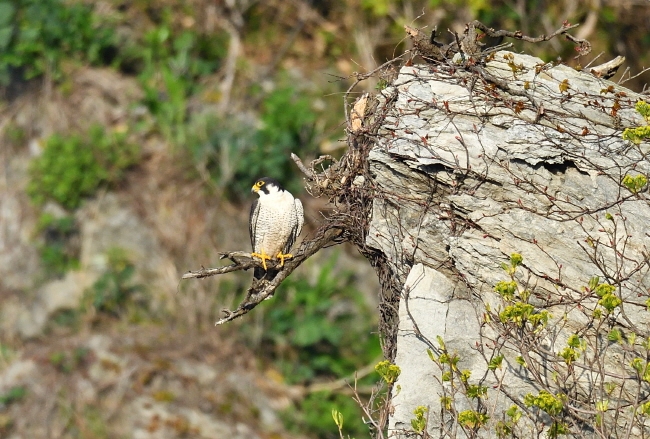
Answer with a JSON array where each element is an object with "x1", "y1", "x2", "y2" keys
[{"x1": 251, "y1": 177, "x2": 284, "y2": 196}]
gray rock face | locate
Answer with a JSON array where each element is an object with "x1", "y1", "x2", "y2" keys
[
  {"x1": 366, "y1": 52, "x2": 650, "y2": 437},
  {"x1": 0, "y1": 192, "x2": 176, "y2": 339}
]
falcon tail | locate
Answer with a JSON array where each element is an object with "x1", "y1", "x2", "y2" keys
[{"x1": 254, "y1": 267, "x2": 278, "y2": 281}]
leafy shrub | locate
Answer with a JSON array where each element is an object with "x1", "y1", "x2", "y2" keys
[
  {"x1": 83, "y1": 247, "x2": 144, "y2": 318},
  {"x1": 189, "y1": 83, "x2": 319, "y2": 199},
  {"x1": 259, "y1": 255, "x2": 380, "y2": 382},
  {"x1": 27, "y1": 125, "x2": 140, "y2": 209},
  {"x1": 36, "y1": 213, "x2": 80, "y2": 277},
  {"x1": 622, "y1": 100, "x2": 650, "y2": 144},
  {"x1": 282, "y1": 391, "x2": 367, "y2": 439},
  {"x1": 0, "y1": 0, "x2": 116, "y2": 86},
  {"x1": 245, "y1": 253, "x2": 381, "y2": 438},
  {"x1": 129, "y1": 13, "x2": 227, "y2": 145},
  {"x1": 236, "y1": 84, "x2": 318, "y2": 195}
]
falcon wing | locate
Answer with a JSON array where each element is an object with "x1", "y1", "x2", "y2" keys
[
  {"x1": 249, "y1": 198, "x2": 260, "y2": 251},
  {"x1": 285, "y1": 198, "x2": 304, "y2": 253}
]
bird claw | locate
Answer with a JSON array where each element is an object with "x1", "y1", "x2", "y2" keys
[
  {"x1": 276, "y1": 252, "x2": 293, "y2": 267},
  {"x1": 251, "y1": 250, "x2": 272, "y2": 271}
]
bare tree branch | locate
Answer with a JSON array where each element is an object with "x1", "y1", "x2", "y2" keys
[
  {"x1": 406, "y1": 20, "x2": 592, "y2": 62},
  {"x1": 183, "y1": 224, "x2": 345, "y2": 325}
]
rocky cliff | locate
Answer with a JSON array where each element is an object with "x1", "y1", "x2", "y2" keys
[{"x1": 366, "y1": 52, "x2": 650, "y2": 437}]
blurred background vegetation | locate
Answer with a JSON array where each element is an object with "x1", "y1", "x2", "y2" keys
[{"x1": 0, "y1": 0, "x2": 649, "y2": 438}]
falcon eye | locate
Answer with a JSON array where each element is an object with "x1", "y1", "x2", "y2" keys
[{"x1": 256, "y1": 181, "x2": 265, "y2": 187}]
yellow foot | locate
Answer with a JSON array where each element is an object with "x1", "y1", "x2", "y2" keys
[
  {"x1": 276, "y1": 252, "x2": 293, "y2": 267},
  {"x1": 251, "y1": 249, "x2": 272, "y2": 271}
]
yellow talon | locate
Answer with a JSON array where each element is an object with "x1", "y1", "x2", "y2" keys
[
  {"x1": 276, "y1": 252, "x2": 293, "y2": 267},
  {"x1": 251, "y1": 249, "x2": 272, "y2": 271}
]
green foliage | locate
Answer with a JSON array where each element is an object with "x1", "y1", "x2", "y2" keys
[
  {"x1": 457, "y1": 410, "x2": 489, "y2": 429},
  {"x1": 375, "y1": 360, "x2": 401, "y2": 385},
  {"x1": 134, "y1": 18, "x2": 226, "y2": 146},
  {"x1": 515, "y1": 355, "x2": 527, "y2": 367},
  {"x1": 593, "y1": 283, "x2": 621, "y2": 313},
  {"x1": 362, "y1": 0, "x2": 391, "y2": 16},
  {"x1": 282, "y1": 391, "x2": 366, "y2": 439},
  {"x1": 558, "y1": 347, "x2": 578, "y2": 365},
  {"x1": 622, "y1": 174, "x2": 647, "y2": 194},
  {"x1": 36, "y1": 213, "x2": 79, "y2": 276},
  {"x1": 640, "y1": 401, "x2": 650, "y2": 416},
  {"x1": 188, "y1": 82, "x2": 320, "y2": 199},
  {"x1": 634, "y1": 100, "x2": 650, "y2": 120},
  {"x1": 500, "y1": 253, "x2": 523, "y2": 276},
  {"x1": 83, "y1": 248, "x2": 144, "y2": 318},
  {"x1": 411, "y1": 405, "x2": 428, "y2": 433},
  {"x1": 331, "y1": 409, "x2": 344, "y2": 430},
  {"x1": 488, "y1": 354, "x2": 504, "y2": 370},
  {"x1": 547, "y1": 421, "x2": 570, "y2": 438},
  {"x1": 27, "y1": 126, "x2": 140, "y2": 209},
  {"x1": 466, "y1": 383, "x2": 488, "y2": 399},
  {"x1": 499, "y1": 302, "x2": 549, "y2": 329},
  {"x1": 495, "y1": 255, "x2": 534, "y2": 312},
  {"x1": 0, "y1": 0, "x2": 116, "y2": 85},
  {"x1": 630, "y1": 357, "x2": 650, "y2": 382},
  {"x1": 558, "y1": 334, "x2": 584, "y2": 365},
  {"x1": 524, "y1": 390, "x2": 565, "y2": 416},
  {"x1": 236, "y1": 84, "x2": 318, "y2": 196},
  {"x1": 0, "y1": 386, "x2": 26, "y2": 406},
  {"x1": 187, "y1": 114, "x2": 257, "y2": 194},
  {"x1": 608, "y1": 328, "x2": 622, "y2": 343},
  {"x1": 250, "y1": 254, "x2": 380, "y2": 382},
  {"x1": 494, "y1": 280, "x2": 517, "y2": 300},
  {"x1": 438, "y1": 352, "x2": 460, "y2": 369},
  {"x1": 506, "y1": 405, "x2": 521, "y2": 421},
  {"x1": 622, "y1": 101, "x2": 650, "y2": 144},
  {"x1": 251, "y1": 254, "x2": 380, "y2": 439}
]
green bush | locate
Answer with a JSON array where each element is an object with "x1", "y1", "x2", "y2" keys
[
  {"x1": 189, "y1": 83, "x2": 319, "y2": 199},
  {"x1": 282, "y1": 391, "x2": 368, "y2": 439},
  {"x1": 0, "y1": 0, "x2": 116, "y2": 85},
  {"x1": 129, "y1": 13, "x2": 227, "y2": 145},
  {"x1": 246, "y1": 254, "x2": 381, "y2": 438},
  {"x1": 27, "y1": 125, "x2": 140, "y2": 209},
  {"x1": 83, "y1": 247, "x2": 145, "y2": 318},
  {"x1": 36, "y1": 213, "x2": 80, "y2": 277},
  {"x1": 237, "y1": 84, "x2": 318, "y2": 195}
]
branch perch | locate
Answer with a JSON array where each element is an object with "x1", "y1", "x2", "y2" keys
[{"x1": 183, "y1": 225, "x2": 345, "y2": 325}]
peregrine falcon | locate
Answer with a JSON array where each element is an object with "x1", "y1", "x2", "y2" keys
[{"x1": 249, "y1": 177, "x2": 304, "y2": 279}]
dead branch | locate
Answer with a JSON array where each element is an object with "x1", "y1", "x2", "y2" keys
[
  {"x1": 404, "y1": 25, "x2": 451, "y2": 61},
  {"x1": 183, "y1": 224, "x2": 344, "y2": 325},
  {"x1": 589, "y1": 55, "x2": 625, "y2": 79},
  {"x1": 182, "y1": 251, "x2": 264, "y2": 279},
  {"x1": 291, "y1": 152, "x2": 315, "y2": 180},
  {"x1": 406, "y1": 20, "x2": 591, "y2": 62}
]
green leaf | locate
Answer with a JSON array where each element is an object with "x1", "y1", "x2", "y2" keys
[
  {"x1": 488, "y1": 355, "x2": 504, "y2": 371},
  {"x1": 457, "y1": 410, "x2": 489, "y2": 429},
  {"x1": 567, "y1": 334, "x2": 581, "y2": 348},
  {"x1": 608, "y1": 328, "x2": 622, "y2": 343}
]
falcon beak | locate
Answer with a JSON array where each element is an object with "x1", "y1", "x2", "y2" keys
[{"x1": 251, "y1": 185, "x2": 258, "y2": 193}]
